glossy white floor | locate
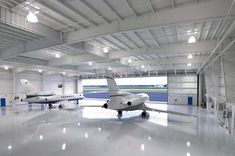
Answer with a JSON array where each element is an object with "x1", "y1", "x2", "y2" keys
[{"x1": 0, "y1": 99, "x2": 234, "y2": 156}]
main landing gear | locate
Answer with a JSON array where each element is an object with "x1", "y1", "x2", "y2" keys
[
  {"x1": 117, "y1": 111, "x2": 122, "y2": 120},
  {"x1": 48, "y1": 103, "x2": 53, "y2": 109},
  {"x1": 141, "y1": 111, "x2": 149, "y2": 119}
]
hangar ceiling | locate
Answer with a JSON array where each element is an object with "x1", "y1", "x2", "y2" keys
[{"x1": 0, "y1": 0, "x2": 234, "y2": 78}]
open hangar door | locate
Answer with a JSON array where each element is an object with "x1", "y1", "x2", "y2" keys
[
  {"x1": 168, "y1": 75, "x2": 197, "y2": 106},
  {"x1": 82, "y1": 76, "x2": 168, "y2": 102}
]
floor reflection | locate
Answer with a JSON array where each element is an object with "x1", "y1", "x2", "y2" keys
[{"x1": 0, "y1": 99, "x2": 234, "y2": 156}]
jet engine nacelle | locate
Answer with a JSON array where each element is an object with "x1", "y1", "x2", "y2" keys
[{"x1": 122, "y1": 98, "x2": 139, "y2": 106}]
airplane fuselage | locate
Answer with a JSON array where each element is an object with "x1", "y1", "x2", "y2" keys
[
  {"x1": 22, "y1": 94, "x2": 84, "y2": 104},
  {"x1": 106, "y1": 92, "x2": 149, "y2": 111}
]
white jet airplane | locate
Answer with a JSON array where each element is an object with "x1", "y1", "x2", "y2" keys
[
  {"x1": 20, "y1": 79, "x2": 84, "y2": 109},
  {"x1": 101, "y1": 72, "x2": 196, "y2": 120}
]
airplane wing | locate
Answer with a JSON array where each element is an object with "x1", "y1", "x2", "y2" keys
[
  {"x1": 140, "y1": 105, "x2": 197, "y2": 117},
  {"x1": 54, "y1": 101, "x2": 77, "y2": 109}
]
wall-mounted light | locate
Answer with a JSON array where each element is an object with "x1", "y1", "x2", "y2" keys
[{"x1": 26, "y1": 11, "x2": 38, "y2": 23}]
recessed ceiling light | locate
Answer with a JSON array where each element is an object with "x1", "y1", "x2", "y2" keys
[
  {"x1": 188, "y1": 36, "x2": 196, "y2": 44},
  {"x1": 4, "y1": 66, "x2": 8, "y2": 70},
  {"x1": 108, "y1": 67, "x2": 112, "y2": 70},
  {"x1": 186, "y1": 141, "x2": 191, "y2": 147},
  {"x1": 187, "y1": 63, "x2": 192, "y2": 67},
  {"x1": 39, "y1": 135, "x2": 43, "y2": 140},
  {"x1": 55, "y1": 54, "x2": 61, "y2": 58},
  {"x1": 61, "y1": 143, "x2": 66, "y2": 151},
  {"x1": 127, "y1": 58, "x2": 132, "y2": 63},
  {"x1": 8, "y1": 145, "x2": 12, "y2": 150},
  {"x1": 26, "y1": 11, "x2": 38, "y2": 23},
  {"x1": 141, "y1": 65, "x2": 145, "y2": 69},
  {"x1": 103, "y1": 48, "x2": 109, "y2": 53},
  {"x1": 187, "y1": 54, "x2": 193, "y2": 59},
  {"x1": 88, "y1": 62, "x2": 93, "y2": 66}
]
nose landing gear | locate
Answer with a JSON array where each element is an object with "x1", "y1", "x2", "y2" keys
[{"x1": 117, "y1": 111, "x2": 122, "y2": 120}]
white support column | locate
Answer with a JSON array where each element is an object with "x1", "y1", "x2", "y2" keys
[
  {"x1": 77, "y1": 78, "x2": 83, "y2": 94},
  {"x1": 62, "y1": 75, "x2": 65, "y2": 95}
]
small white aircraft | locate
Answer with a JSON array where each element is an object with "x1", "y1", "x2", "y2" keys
[
  {"x1": 20, "y1": 79, "x2": 84, "y2": 109},
  {"x1": 101, "y1": 71, "x2": 196, "y2": 119}
]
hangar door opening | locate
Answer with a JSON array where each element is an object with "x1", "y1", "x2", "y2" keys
[{"x1": 82, "y1": 77, "x2": 168, "y2": 102}]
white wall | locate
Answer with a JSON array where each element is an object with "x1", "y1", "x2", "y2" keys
[
  {"x1": 168, "y1": 75, "x2": 197, "y2": 105},
  {"x1": 0, "y1": 71, "x2": 13, "y2": 105},
  {"x1": 43, "y1": 75, "x2": 63, "y2": 95}
]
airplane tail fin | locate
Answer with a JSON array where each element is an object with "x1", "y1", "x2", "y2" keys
[
  {"x1": 20, "y1": 79, "x2": 39, "y2": 95},
  {"x1": 105, "y1": 70, "x2": 119, "y2": 95}
]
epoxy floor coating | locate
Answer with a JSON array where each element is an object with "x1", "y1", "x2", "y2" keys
[{"x1": 0, "y1": 99, "x2": 234, "y2": 156}]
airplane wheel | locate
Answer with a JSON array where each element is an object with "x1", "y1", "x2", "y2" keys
[
  {"x1": 117, "y1": 111, "x2": 122, "y2": 120},
  {"x1": 141, "y1": 111, "x2": 149, "y2": 119},
  {"x1": 59, "y1": 104, "x2": 63, "y2": 109},
  {"x1": 48, "y1": 104, "x2": 53, "y2": 109}
]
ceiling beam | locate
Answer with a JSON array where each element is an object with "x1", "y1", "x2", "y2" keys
[
  {"x1": 65, "y1": 0, "x2": 234, "y2": 44},
  {"x1": 147, "y1": 0, "x2": 156, "y2": 13},
  {"x1": 133, "y1": 31, "x2": 150, "y2": 48},
  {"x1": 102, "y1": 0, "x2": 123, "y2": 21},
  {"x1": 125, "y1": 0, "x2": 138, "y2": 17},
  {"x1": 38, "y1": 1, "x2": 85, "y2": 29},
  {"x1": 0, "y1": 38, "x2": 64, "y2": 59},
  {"x1": 48, "y1": 54, "x2": 106, "y2": 67},
  {"x1": 204, "y1": 21, "x2": 212, "y2": 40},
  {"x1": 102, "y1": 37, "x2": 125, "y2": 50},
  {"x1": 171, "y1": 0, "x2": 175, "y2": 8},
  {"x1": 211, "y1": 19, "x2": 222, "y2": 39},
  {"x1": 80, "y1": 0, "x2": 110, "y2": 23},
  {"x1": 109, "y1": 35, "x2": 133, "y2": 49},
  {"x1": 52, "y1": 0, "x2": 97, "y2": 27},
  {"x1": 109, "y1": 41, "x2": 216, "y2": 59},
  {"x1": 147, "y1": 29, "x2": 160, "y2": 48},
  {"x1": 121, "y1": 33, "x2": 141, "y2": 49},
  {"x1": 47, "y1": 41, "x2": 216, "y2": 67}
]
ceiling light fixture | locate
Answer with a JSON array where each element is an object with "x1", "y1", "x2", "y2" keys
[
  {"x1": 88, "y1": 62, "x2": 93, "y2": 66},
  {"x1": 188, "y1": 36, "x2": 196, "y2": 44},
  {"x1": 187, "y1": 63, "x2": 192, "y2": 67},
  {"x1": 187, "y1": 54, "x2": 193, "y2": 59},
  {"x1": 4, "y1": 66, "x2": 8, "y2": 70},
  {"x1": 55, "y1": 54, "x2": 61, "y2": 58},
  {"x1": 108, "y1": 67, "x2": 112, "y2": 70},
  {"x1": 103, "y1": 47, "x2": 109, "y2": 53},
  {"x1": 141, "y1": 65, "x2": 145, "y2": 69},
  {"x1": 61, "y1": 72, "x2": 66, "y2": 75},
  {"x1": 38, "y1": 69, "x2": 42, "y2": 73},
  {"x1": 26, "y1": 11, "x2": 38, "y2": 23}
]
